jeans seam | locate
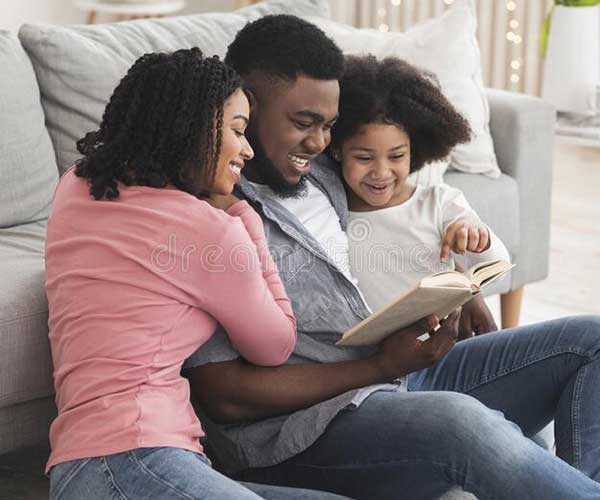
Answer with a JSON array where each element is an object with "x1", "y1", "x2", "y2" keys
[
  {"x1": 101, "y1": 457, "x2": 129, "y2": 500},
  {"x1": 127, "y1": 450, "x2": 197, "y2": 500},
  {"x1": 571, "y1": 365, "x2": 586, "y2": 469},
  {"x1": 461, "y1": 347, "x2": 592, "y2": 394},
  {"x1": 288, "y1": 458, "x2": 499, "y2": 500},
  {"x1": 50, "y1": 458, "x2": 92, "y2": 500}
]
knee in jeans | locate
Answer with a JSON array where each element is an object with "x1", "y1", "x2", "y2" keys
[
  {"x1": 564, "y1": 315, "x2": 600, "y2": 356},
  {"x1": 425, "y1": 393, "x2": 519, "y2": 445}
]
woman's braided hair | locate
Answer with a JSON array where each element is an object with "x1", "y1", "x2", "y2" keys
[
  {"x1": 75, "y1": 48, "x2": 241, "y2": 200},
  {"x1": 331, "y1": 55, "x2": 471, "y2": 173}
]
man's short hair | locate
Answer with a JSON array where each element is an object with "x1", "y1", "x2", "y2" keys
[{"x1": 225, "y1": 14, "x2": 344, "y2": 81}]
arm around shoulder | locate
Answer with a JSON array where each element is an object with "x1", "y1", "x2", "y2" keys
[{"x1": 194, "y1": 209, "x2": 296, "y2": 367}]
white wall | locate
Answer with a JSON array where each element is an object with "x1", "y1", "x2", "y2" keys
[
  {"x1": 1, "y1": 0, "x2": 83, "y2": 33},
  {"x1": 0, "y1": 0, "x2": 237, "y2": 34}
]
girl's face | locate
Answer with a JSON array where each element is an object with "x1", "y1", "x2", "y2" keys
[
  {"x1": 210, "y1": 88, "x2": 254, "y2": 195},
  {"x1": 340, "y1": 122, "x2": 412, "y2": 211}
]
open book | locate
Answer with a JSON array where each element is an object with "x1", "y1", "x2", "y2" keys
[{"x1": 337, "y1": 260, "x2": 514, "y2": 346}]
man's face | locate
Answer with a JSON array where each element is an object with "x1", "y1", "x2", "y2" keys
[{"x1": 246, "y1": 74, "x2": 339, "y2": 197}]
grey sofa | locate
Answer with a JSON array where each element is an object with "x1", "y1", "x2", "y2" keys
[{"x1": 0, "y1": 0, "x2": 555, "y2": 463}]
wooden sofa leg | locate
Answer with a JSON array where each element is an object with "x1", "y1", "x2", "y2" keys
[{"x1": 501, "y1": 287, "x2": 524, "y2": 329}]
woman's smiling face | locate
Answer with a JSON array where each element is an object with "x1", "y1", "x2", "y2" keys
[{"x1": 209, "y1": 88, "x2": 254, "y2": 195}]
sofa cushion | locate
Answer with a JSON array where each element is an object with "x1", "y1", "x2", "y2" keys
[
  {"x1": 0, "y1": 220, "x2": 54, "y2": 409},
  {"x1": 18, "y1": 0, "x2": 330, "y2": 175},
  {"x1": 444, "y1": 171, "x2": 520, "y2": 257},
  {"x1": 0, "y1": 31, "x2": 58, "y2": 227}
]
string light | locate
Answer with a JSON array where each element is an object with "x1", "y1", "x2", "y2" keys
[
  {"x1": 391, "y1": 0, "x2": 401, "y2": 6},
  {"x1": 378, "y1": 23, "x2": 390, "y2": 32},
  {"x1": 444, "y1": 0, "x2": 454, "y2": 5},
  {"x1": 505, "y1": 1, "x2": 521, "y2": 88}
]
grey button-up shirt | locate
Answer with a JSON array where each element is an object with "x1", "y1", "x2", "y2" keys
[{"x1": 184, "y1": 154, "x2": 399, "y2": 474}]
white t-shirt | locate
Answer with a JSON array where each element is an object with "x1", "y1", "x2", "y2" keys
[{"x1": 347, "y1": 184, "x2": 510, "y2": 312}]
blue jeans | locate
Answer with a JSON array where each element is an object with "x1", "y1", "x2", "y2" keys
[
  {"x1": 49, "y1": 447, "x2": 351, "y2": 500},
  {"x1": 234, "y1": 316, "x2": 600, "y2": 500}
]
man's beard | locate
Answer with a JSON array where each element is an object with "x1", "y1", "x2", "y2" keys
[{"x1": 245, "y1": 129, "x2": 308, "y2": 199}]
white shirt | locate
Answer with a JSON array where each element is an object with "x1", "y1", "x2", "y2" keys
[{"x1": 347, "y1": 184, "x2": 511, "y2": 312}]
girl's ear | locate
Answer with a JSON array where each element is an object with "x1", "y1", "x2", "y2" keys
[{"x1": 244, "y1": 89, "x2": 258, "y2": 113}]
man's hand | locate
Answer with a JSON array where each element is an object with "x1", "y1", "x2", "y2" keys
[
  {"x1": 372, "y1": 310, "x2": 461, "y2": 381},
  {"x1": 441, "y1": 219, "x2": 490, "y2": 262},
  {"x1": 458, "y1": 294, "x2": 498, "y2": 340}
]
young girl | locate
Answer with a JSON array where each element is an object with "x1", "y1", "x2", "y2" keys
[
  {"x1": 330, "y1": 55, "x2": 510, "y2": 314},
  {"x1": 45, "y1": 48, "x2": 348, "y2": 500}
]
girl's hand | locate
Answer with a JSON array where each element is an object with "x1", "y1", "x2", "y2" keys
[
  {"x1": 206, "y1": 193, "x2": 240, "y2": 211},
  {"x1": 441, "y1": 219, "x2": 490, "y2": 262}
]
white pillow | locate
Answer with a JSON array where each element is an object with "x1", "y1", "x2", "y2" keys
[
  {"x1": 407, "y1": 160, "x2": 448, "y2": 188},
  {"x1": 309, "y1": 0, "x2": 501, "y2": 180}
]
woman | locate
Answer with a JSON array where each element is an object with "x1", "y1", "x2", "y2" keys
[{"x1": 45, "y1": 48, "x2": 349, "y2": 500}]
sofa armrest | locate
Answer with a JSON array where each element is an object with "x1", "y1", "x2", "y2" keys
[{"x1": 485, "y1": 88, "x2": 556, "y2": 289}]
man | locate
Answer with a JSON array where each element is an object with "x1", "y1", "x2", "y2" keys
[{"x1": 184, "y1": 15, "x2": 600, "y2": 500}]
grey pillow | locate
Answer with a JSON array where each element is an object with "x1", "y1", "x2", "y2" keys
[
  {"x1": 18, "y1": 0, "x2": 330, "y2": 175},
  {"x1": 0, "y1": 31, "x2": 58, "y2": 227}
]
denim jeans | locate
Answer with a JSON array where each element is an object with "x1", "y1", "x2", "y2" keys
[
  {"x1": 49, "y1": 447, "x2": 350, "y2": 500},
  {"x1": 235, "y1": 316, "x2": 600, "y2": 500}
]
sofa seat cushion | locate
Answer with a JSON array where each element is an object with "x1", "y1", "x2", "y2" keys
[
  {"x1": 443, "y1": 172, "x2": 519, "y2": 258},
  {"x1": 0, "y1": 31, "x2": 58, "y2": 227},
  {"x1": 18, "y1": 0, "x2": 330, "y2": 175},
  {"x1": 0, "y1": 220, "x2": 54, "y2": 408}
]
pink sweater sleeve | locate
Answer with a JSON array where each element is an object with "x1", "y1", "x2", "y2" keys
[{"x1": 197, "y1": 201, "x2": 296, "y2": 366}]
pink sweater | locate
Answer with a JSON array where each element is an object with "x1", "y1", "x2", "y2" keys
[{"x1": 44, "y1": 169, "x2": 296, "y2": 474}]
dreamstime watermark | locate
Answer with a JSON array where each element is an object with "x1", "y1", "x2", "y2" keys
[
  {"x1": 150, "y1": 218, "x2": 450, "y2": 277},
  {"x1": 151, "y1": 234, "x2": 267, "y2": 273}
]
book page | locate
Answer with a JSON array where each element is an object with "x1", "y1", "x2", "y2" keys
[
  {"x1": 421, "y1": 271, "x2": 472, "y2": 289},
  {"x1": 467, "y1": 260, "x2": 515, "y2": 288},
  {"x1": 337, "y1": 286, "x2": 474, "y2": 346}
]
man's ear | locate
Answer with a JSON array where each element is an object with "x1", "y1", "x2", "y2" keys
[{"x1": 244, "y1": 89, "x2": 258, "y2": 113}]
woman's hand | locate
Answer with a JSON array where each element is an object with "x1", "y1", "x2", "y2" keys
[
  {"x1": 205, "y1": 193, "x2": 240, "y2": 211},
  {"x1": 371, "y1": 310, "x2": 461, "y2": 381},
  {"x1": 458, "y1": 294, "x2": 498, "y2": 340},
  {"x1": 441, "y1": 219, "x2": 490, "y2": 262}
]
